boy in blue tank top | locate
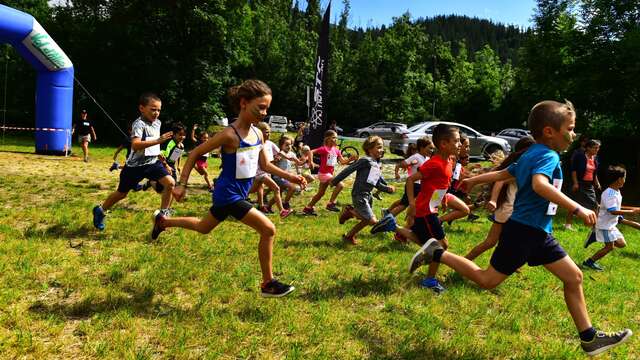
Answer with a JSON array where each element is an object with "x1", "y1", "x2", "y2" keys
[
  {"x1": 151, "y1": 80, "x2": 306, "y2": 298},
  {"x1": 408, "y1": 100, "x2": 632, "y2": 356}
]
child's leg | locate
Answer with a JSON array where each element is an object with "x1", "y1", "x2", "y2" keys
[
  {"x1": 426, "y1": 237, "x2": 449, "y2": 280},
  {"x1": 102, "y1": 190, "x2": 128, "y2": 210},
  {"x1": 439, "y1": 195, "x2": 470, "y2": 223},
  {"x1": 589, "y1": 242, "x2": 615, "y2": 262},
  {"x1": 307, "y1": 181, "x2": 330, "y2": 207},
  {"x1": 81, "y1": 140, "x2": 89, "y2": 159},
  {"x1": 202, "y1": 169, "x2": 212, "y2": 189},
  {"x1": 465, "y1": 222, "x2": 502, "y2": 260},
  {"x1": 163, "y1": 211, "x2": 220, "y2": 234},
  {"x1": 439, "y1": 252, "x2": 509, "y2": 289},
  {"x1": 328, "y1": 180, "x2": 344, "y2": 204},
  {"x1": 346, "y1": 218, "x2": 375, "y2": 239},
  {"x1": 157, "y1": 175, "x2": 175, "y2": 209},
  {"x1": 239, "y1": 208, "x2": 278, "y2": 284},
  {"x1": 390, "y1": 204, "x2": 407, "y2": 216},
  {"x1": 262, "y1": 177, "x2": 283, "y2": 211},
  {"x1": 565, "y1": 212, "x2": 575, "y2": 227},
  {"x1": 544, "y1": 256, "x2": 592, "y2": 332},
  {"x1": 284, "y1": 183, "x2": 297, "y2": 203}
]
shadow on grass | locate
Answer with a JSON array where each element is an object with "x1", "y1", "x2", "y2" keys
[
  {"x1": 24, "y1": 223, "x2": 94, "y2": 240},
  {"x1": 619, "y1": 251, "x2": 640, "y2": 260},
  {"x1": 352, "y1": 325, "x2": 489, "y2": 360},
  {"x1": 282, "y1": 237, "x2": 409, "y2": 254},
  {"x1": 301, "y1": 274, "x2": 400, "y2": 301},
  {"x1": 28, "y1": 286, "x2": 193, "y2": 320}
]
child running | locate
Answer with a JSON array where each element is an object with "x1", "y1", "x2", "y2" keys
[
  {"x1": 409, "y1": 100, "x2": 632, "y2": 356},
  {"x1": 296, "y1": 144, "x2": 315, "y2": 185},
  {"x1": 92, "y1": 93, "x2": 174, "y2": 231},
  {"x1": 191, "y1": 124, "x2": 214, "y2": 191},
  {"x1": 302, "y1": 130, "x2": 357, "y2": 215},
  {"x1": 464, "y1": 136, "x2": 535, "y2": 260},
  {"x1": 269, "y1": 135, "x2": 305, "y2": 210},
  {"x1": 582, "y1": 165, "x2": 640, "y2": 270},
  {"x1": 334, "y1": 136, "x2": 395, "y2": 244},
  {"x1": 161, "y1": 122, "x2": 187, "y2": 184},
  {"x1": 152, "y1": 80, "x2": 306, "y2": 297},
  {"x1": 249, "y1": 122, "x2": 292, "y2": 217}
]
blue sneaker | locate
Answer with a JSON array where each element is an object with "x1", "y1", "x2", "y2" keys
[
  {"x1": 370, "y1": 213, "x2": 397, "y2": 234},
  {"x1": 420, "y1": 277, "x2": 446, "y2": 294},
  {"x1": 132, "y1": 183, "x2": 144, "y2": 192},
  {"x1": 92, "y1": 205, "x2": 106, "y2": 231}
]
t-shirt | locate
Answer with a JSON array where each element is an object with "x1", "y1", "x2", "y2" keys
[
  {"x1": 74, "y1": 118, "x2": 92, "y2": 136},
  {"x1": 256, "y1": 140, "x2": 280, "y2": 175},
  {"x1": 275, "y1": 150, "x2": 296, "y2": 172},
  {"x1": 415, "y1": 154, "x2": 453, "y2": 217},
  {"x1": 583, "y1": 157, "x2": 595, "y2": 181},
  {"x1": 405, "y1": 153, "x2": 428, "y2": 184},
  {"x1": 508, "y1": 143, "x2": 563, "y2": 233},
  {"x1": 596, "y1": 187, "x2": 622, "y2": 230},
  {"x1": 450, "y1": 161, "x2": 465, "y2": 191},
  {"x1": 316, "y1": 145, "x2": 342, "y2": 174},
  {"x1": 162, "y1": 139, "x2": 184, "y2": 165},
  {"x1": 126, "y1": 117, "x2": 161, "y2": 167}
]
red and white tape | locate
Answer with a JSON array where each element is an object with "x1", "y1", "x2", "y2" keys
[{"x1": 1, "y1": 126, "x2": 70, "y2": 132}]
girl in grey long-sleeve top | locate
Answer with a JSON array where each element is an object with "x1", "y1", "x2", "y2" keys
[{"x1": 331, "y1": 136, "x2": 395, "y2": 244}]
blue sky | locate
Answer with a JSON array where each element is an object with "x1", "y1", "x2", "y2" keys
[{"x1": 302, "y1": 0, "x2": 538, "y2": 29}]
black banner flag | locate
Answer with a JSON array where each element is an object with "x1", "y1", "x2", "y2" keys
[{"x1": 304, "y1": 2, "x2": 331, "y2": 149}]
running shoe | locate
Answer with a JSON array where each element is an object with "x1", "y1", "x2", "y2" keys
[
  {"x1": 467, "y1": 213, "x2": 480, "y2": 222},
  {"x1": 408, "y1": 239, "x2": 443, "y2": 274},
  {"x1": 372, "y1": 191, "x2": 383, "y2": 201},
  {"x1": 280, "y1": 209, "x2": 294, "y2": 218},
  {"x1": 92, "y1": 205, "x2": 106, "y2": 231},
  {"x1": 326, "y1": 202, "x2": 340, "y2": 212},
  {"x1": 370, "y1": 213, "x2": 397, "y2": 234},
  {"x1": 342, "y1": 234, "x2": 358, "y2": 245},
  {"x1": 420, "y1": 277, "x2": 446, "y2": 294},
  {"x1": 303, "y1": 206, "x2": 318, "y2": 216},
  {"x1": 582, "y1": 258, "x2": 604, "y2": 271},
  {"x1": 109, "y1": 162, "x2": 119, "y2": 172},
  {"x1": 151, "y1": 209, "x2": 168, "y2": 240},
  {"x1": 581, "y1": 329, "x2": 633, "y2": 356},
  {"x1": 261, "y1": 279, "x2": 295, "y2": 298},
  {"x1": 584, "y1": 229, "x2": 597, "y2": 248}
]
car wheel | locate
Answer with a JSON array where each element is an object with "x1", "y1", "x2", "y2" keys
[
  {"x1": 483, "y1": 145, "x2": 502, "y2": 160},
  {"x1": 359, "y1": 132, "x2": 369, "y2": 138}
]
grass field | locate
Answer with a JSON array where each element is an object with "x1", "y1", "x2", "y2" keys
[{"x1": 0, "y1": 136, "x2": 638, "y2": 359}]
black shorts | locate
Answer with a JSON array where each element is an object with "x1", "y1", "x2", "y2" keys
[
  {"x1": 411, "y1": 213, "x2": 445, "y2": 245},
  {"x1": 447, "y1": 188, "x2": 467, "y2": 200},
  {"x1": 400, "y1": 183, "x2": 421, "y2": 207},
  {"x1": 490, "y1": 219, "x2": 567, "y2": 275},
  {"x1": 209, "y1": 199, "x2": 253, "y2": 222},
  {"x1": 117, "y1": 162, "x2": 169, "y2": 193}
]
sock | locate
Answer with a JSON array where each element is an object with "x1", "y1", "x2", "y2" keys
[
  {"x1": 579, "y1": 327, "x2": 596, "y2": 342},
  {"x1": 433, "y1": 248, "x2": 444, "y2": 262}
]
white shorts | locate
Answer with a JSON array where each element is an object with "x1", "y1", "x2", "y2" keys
[
  {"x1": 595, "y1": 227, "x2": 624, "y2": 243},
  {"x1": 78, "y1": 134, "x2": 91, "y2": 143}
]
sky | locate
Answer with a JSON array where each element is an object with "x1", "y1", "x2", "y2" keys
[{"x1": 302, "y1": 0, "x2": 538, "y2": 29}]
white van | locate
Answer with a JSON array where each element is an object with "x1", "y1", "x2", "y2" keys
[{"x1": 265, "y1": 115, "x2": 288, "y2": 133}]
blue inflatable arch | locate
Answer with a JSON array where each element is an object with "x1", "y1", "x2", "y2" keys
[{"x1": 0, "y1": 4, "x2": 74, "y2": 155}]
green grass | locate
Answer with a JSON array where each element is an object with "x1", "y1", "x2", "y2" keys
[{"x1": 0, "y1": 137, "x2": 639, "y2": 359}]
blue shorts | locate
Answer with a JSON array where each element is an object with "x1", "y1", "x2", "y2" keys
[
  {"x1": 117, "y1": 161, "x2": 169, "y2": 193},
  {"x1": 490, "y1": 219, "x2": 567, "y2": 275},
  {"x1": 272, "y1": 175, "x2": 290, "y2": 189},
  {"x1": 411, "y1": 213, "x2": 445, "y2": 244},
  {"x1": 400, "y1": 182, "x2": 421, "y2": 207}
]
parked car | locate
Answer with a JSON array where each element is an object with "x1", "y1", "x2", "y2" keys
[
  {"x1": 496, "y1": 128, "x2": 531, "y2": 149},
  {"x1": 389, "y1": 121, "x2": 511, "y2": 159},
  {"x1": 264, "y1": 115, "x2": 288, "y2": 133},
  {"x1": 354, "y1": 122, "x2": 407, "y2": 139}
]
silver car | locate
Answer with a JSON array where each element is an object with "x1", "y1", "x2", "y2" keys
[
  {"x1": 496, "y1": 128, "x2": 531, "y2": 149},
  {"x1": 389, "y1": 121, "x2": 511, "y2": 159},
  {"x1": 354, "y1": 122, "x2": 407, "y2": 140}
]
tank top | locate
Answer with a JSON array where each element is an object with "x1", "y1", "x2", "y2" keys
[{"x1": 212, "y1": 125, "x2": 262, "y2": 206}]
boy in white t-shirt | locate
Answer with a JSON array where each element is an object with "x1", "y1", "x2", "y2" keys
[{"x1": 583, "y1": 165, "x2": 640, "y2": 270}]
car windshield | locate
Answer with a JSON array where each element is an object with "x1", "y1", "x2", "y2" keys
[{"x1": 407, "y1": 123, "x2": 426, "y2": 131}]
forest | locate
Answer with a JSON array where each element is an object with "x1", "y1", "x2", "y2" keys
[{"x1": 1, "y1": 0, "x2": 639, "y2": 139}]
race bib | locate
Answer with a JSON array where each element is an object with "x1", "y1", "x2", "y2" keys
[
  {"x1": 429, "y1": 189, "x2": 447, "y2": 213},
  {"x1": 366, "y1": 161, "x2": 382, "y2": 185},
  {"x1": 452, "y1": 163, "x2": 462, "y2": 181},
  {"x1": 236, "y1": 144, "x2": 262, "y2": 179},
  {"x1": 546, "y1": 178, "x2": 563, "y2": 215},
  {"x1": 144, "y1": 137, "x2": 161, "y2": 156},
  {"x1": 168, "y1": 147, "x2": 184, "y2": 162},
  {"x1": 326, "y1": 152, "x2": 338, "y2": 166}
]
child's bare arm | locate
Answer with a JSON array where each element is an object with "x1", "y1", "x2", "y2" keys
[
  {"x1": 462, "y1": 169, "x2": 513, "y2": 193},
  {"x1": 531, "y1": 174, "x2": 596, "y2": 225},
  {"x1": 486, "y1": 180, "x2": 507, "y2": 211},
  {"x1": 131, "y1": 132, "x2": 173, "y2": 151},
  {"x1": 113, "y1": 145, "x2": 125, "y2": 161},
  {"x1": 620, "y1": 218, "x2": 640, "y2": 230}
]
